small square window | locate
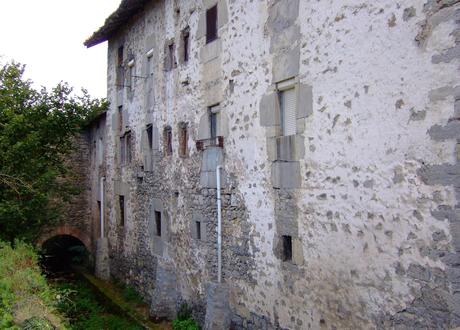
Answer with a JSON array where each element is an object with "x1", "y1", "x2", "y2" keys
[
  {"x1": 282, "y1": 235, "x2": 292, "y2": 261},
  {"x1": 206, "y1": 5, "x2": 218, "y2": 43},
  {"x1": 155, "y1": 211, "x2": 162, "y2": 236}
]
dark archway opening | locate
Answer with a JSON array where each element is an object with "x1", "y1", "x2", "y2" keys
[{"x1": 40, "y1": 235, "x2": 91, "y2": 277}]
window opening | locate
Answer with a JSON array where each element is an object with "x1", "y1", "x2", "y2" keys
[
  {"x1": 119, "y1": 195, "x2": 125, "y2": 226},
  {"x1": 125, "y1": 131, "x2": 132, "y2": 163},
  {"x1": 178, "y1": 122, "x2": 188, "y2": 157},
  {"x1": 282, "y1": 235, "x2": 292, "y2": 261},
  {"x1": 196, "y1": 221, "x2": 201, "y2": 240},
  {"x1": 206, "y1": 5, "x2": 218, "y2": 43},
  {"x1": 183, "y1": 29, "x2": 190, "y2": 62},
  {"x1": 168, "y1": 42, "x2": 176, "y2": 70},
  {"x1": 117, "y1": 46, "x2": 124, "y2": 88},
  {"x1": 164, "y1": 126, "x2": 172, "y2": 156},
  {"x1": 147, "y1": 124, "x2": 153, "y2": 151},
  {"x1": 154, "y1": 211, "x2": 162, "y2": 236},
  {"x1": 118, "y1": 106, "x2": 123, "y2": 132},
  {"x1": 120, "y1": 136, "x2": 126, "y2": 165}
]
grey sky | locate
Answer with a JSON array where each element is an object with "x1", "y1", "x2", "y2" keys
[{"x1": 0, "y1": 0, "x2": 120, "y2": 98}]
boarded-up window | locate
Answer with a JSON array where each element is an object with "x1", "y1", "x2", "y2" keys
[
  {"x1": 206, "y1": 5, "x2": 218, "y2": 43},
  {"x1": 119, "y1": 195, "x2": 125, "y2": 226},
  {"x1": 279, "y1": 88, "x2": 296, "y2": 136},
  {"x1": 163, "y1": 126, "x2": 172, "y2": 156},
  {"x1": 178, "y1": 122, "x2": 188, "y2": 157}
]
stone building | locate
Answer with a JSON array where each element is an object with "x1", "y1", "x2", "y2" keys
[{"x1": 82, "y1": 0, "x2": 460, "y2": 328}]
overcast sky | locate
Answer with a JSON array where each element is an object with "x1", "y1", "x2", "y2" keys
[{"x1": 0, "y1": 0, "x2": 121, "y2": 98}]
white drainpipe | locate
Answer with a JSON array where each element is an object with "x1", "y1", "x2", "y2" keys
[
  {"x1": 100, "y1": 177, "x2": 105, "y2": 239},
  {"x1": 216, "y1": 165, "x2": 223, "y2": 283}
]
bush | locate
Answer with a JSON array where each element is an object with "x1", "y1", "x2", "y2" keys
[
  {"x1": 0, "y1": 240, "x2": 63, "y2": 329},
  {"x1": 173, "y1": 303, "x2": 200, "y2": 330}
]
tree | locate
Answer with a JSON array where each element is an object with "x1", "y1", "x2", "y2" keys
[{"x1": 0, "y1": 61, "x2": 107, "y2": 242}]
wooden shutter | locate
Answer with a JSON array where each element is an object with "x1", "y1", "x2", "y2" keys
[{"x1": 281, "y1": 88, "x2": 296, "y2": 136}]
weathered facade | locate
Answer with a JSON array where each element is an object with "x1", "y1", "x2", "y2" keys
[{"x1": 80, "y1": 0, "x2": 460, "y2": 328}]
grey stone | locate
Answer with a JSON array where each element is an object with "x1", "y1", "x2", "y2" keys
[
  {"x1": 95, "y1": 238, "x2": 110, "y2": 280},
  {"x1": 403, "y1": 7, "x2": 416, "y2": 21},
  {"x1": 432, "y1": 44, "x2": 460, "y2": 64},
  {"x1": 276, "y1": 135, "x2": 296, "y2": 161},
  {"x1": 271, "y1": 161, "x2": 301, "y2": 189},
  {"x1": 428, "y1": 121, "x2": 460, "y2": 141},
  {"x1": 260, "y1": 92, "x2": 280, "y2": 127},
  {"x1": 217, "y1": 0, "x2": 229, "y2": 29},
  {"x1": 204, "y1": 282, "x2": 231, "y2": 330},
  {"x1": 267, "y1": 0, "x2": 299, "y2": 34},
  {"x1": 297, "y1": 83, "x2": 313, "y2": 119},
  {"x1": 150, "y1": 263, "x2": 178, "y2": 320},
  {"x1": 272, "y1": 46, "x2": 300, "y2": 83}
]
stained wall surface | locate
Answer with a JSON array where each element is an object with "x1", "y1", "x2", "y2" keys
[{"x1": 87, "y1": 0, "x2": 460, "y2": 328}]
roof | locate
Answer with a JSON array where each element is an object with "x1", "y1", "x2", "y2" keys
[{"x1": 84, "y1": 0, "x2": 150, "y2": 48}]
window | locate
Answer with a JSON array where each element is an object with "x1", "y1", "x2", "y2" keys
[
  {"x1": 118, "y1": 106, "x2": 123, "y2": 132},
  {"x1": 146, "y1": 51, "x2": 154, "y2": 110},
  {"x1": 154, "y1": 211, "x2": 162, "y2": 236},
  {"x1": 196, "y1": 221, "x2": 201, "y2": 240},
  {"x1": 182, "y1": 28, "x2": 190, "y2": 62},
  {"x1": 97, "y1": 200, "x2": 101, "y2": 219},
  {"x1": 120, "y1": 135, "x2": 126, "y2": 164},
  {"x1": 178, "y1": 122, "x2": 188, "y2": 157},
  {"x1": 163, "y1": 126, "x2": 172, "y2": 156},
  {"x1": 278, "y1": 85, "x2": 297, "y2": 136},
  {"x1": 166, "y1": 42, "x2": 176, "y2": 70},
  {"x1": 125, "y1": 131, "x2": 132, "y2": 163},
  {"x1": 119, "y1": 195, "x2": 125, "y2": 226},
  {"x1": 147, "y1": 124, "x2": 153, "y2": 151},
  {"x1": 209, "y1": 104, "x2": 219, "y2": 140},
  {"x1": 120, "y1": 131, "x2": 132, "y2": 165},
  {"x1": 282, "y1": 235, "x2": 292, "y2": 261},
  {"x1": 97, "y1": 137, "x2": 104, "y2": 166},
  {"x1": 116, "y1": 46, "x2": 124, "y2": 88},
  {"x1": 206, "y1": 5, "x2": 218, "y2": 43}
]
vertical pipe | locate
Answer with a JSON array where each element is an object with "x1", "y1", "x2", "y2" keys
[
  {"x1": 100, "y1": 177, "x2": 105, "y2": 239},
  {"x1": 216, "y1": 165, "x2": 223, "y2": 283}
]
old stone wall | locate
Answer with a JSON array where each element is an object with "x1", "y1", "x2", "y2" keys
[{"x1": 86, "y1": 0, "x2": 460, "y2": 329}]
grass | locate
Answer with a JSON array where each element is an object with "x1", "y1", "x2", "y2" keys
[{"x1": 0, "y1": 240, "x2": 65, "y2": 329}]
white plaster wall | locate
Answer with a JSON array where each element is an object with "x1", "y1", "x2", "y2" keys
[{"x1": 100, "y1": 0, "x2": 460, "y2": 328}]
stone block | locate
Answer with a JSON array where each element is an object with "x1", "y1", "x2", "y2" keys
[
  {"x1": 95, "y1": 238, "x2": 110, "y2": 280},
  {"x1": 196, "y1": 11, "x2": 206, "y2": 40},
  {"x1": 150, "y1": 263, "x2": 178, "y2": 320},
  {"x1": 116, "y1": 89, "x2": 123, "y2": 106},
  {"x1": 198, "y1": 113, "x2": 211, "y2": 140},
  {"x1": 267, "y1": 0, "x2": 299, "y2": 34},
  {"x1": 297, "y1": 83, "x2": 313, "y2": 119},
  {"x1": 276, "y1": 135, "x2": 296, "y2": 161},
  {"x1": 201, "y1": 147, "x2": 225, "y2": 172},
  {"x1": 267, "y1": 137, "x2": 277, "y2": 161},
  {"x1": 271, "y1": 161, "x2": 301, "y2": 189},
  {"x1": 204, "y1": 282, "x2": 231, "y2": 330},
  {"x1": 114, "y1": 180, "x2": 129, "y2": 195},
  {"x1": 200, "y1": 39, "x2": 222, "y2": 64},
  {"x1": 272, "y1": 46, "x2": 300, "y2": 83},
  {"x1": 217, "y1": 0, "x2": 229, "y2": 28},
  {"x1": 292, "y1": 238, "x2": 304, "y2": 266},
  {"x1": 200, "y1": 169, "x2": 227, "y2": 189},
  {"x1": 270, "y1": 24, "x2": 300, "y2": 53},
  {"x1": 259, "y1": 92, "x2": 280, "y2": 127}
]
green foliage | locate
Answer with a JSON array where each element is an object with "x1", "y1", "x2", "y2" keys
[
  {"x1": 173, "y1": 303, "x2": 200, "y2": 330},
  {"x1": 0, "y1": 240, "x2": 63, "y2": 329},
  {"x1": 54, "y1": 281, "x2": 142, "y2": 330},
  {"x1": 121, "y1": 285, "x2": 143, "y2": 305},
  {"x1": 0, "y1": 61, "x2": 108, "y2": 242},
  {"x1": 172, "y1": 318, "x2": 200, "y2": 330},
  {"x1": 21, "y1": 317, "x2": 56, "y2": 330}
]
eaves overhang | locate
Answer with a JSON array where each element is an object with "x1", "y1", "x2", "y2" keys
[{"x1": 84, "y1": 0, "x2": 151, "y2": 48}]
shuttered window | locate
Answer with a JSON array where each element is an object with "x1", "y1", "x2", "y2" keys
[{"x1": 280, "y1": 87, "x2": 296, "y2": 136}]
